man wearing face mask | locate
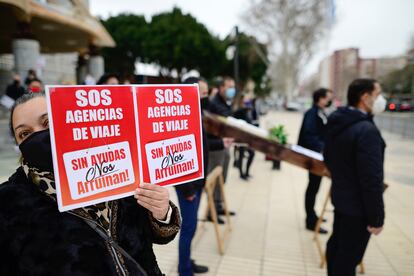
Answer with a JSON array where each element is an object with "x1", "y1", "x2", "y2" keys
[
  {"x1": 175, "y1": 77, "x2": 211, "y2": 276},
  {"x1": 209, "y1": 76, "x2": 236, "y2": 116},
  {"x1": 324, "y1": 79, "x2": 386, "y2": 276},
  {"x1": 298, "y1": 88, "x2": 333, "y2": 234},
  {"x1": 206, "y1": 76, "x2": 236, "y2": 223}
]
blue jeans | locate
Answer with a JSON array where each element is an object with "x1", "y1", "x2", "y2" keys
[{"x1": 176, "y1": 188, "x2": 202, "y2": 276}]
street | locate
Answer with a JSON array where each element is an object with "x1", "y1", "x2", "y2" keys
[{"x1": 375, "y1": 112, "x2": 414, "y2": 139}]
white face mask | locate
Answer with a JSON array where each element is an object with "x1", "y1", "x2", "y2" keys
[{"x1": 372, "y1": 94, "x2": 386, "y2": 115}]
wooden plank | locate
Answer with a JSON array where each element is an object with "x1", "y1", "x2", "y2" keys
[
  {"x1": 203, "y1": 166, "x2": 232, "y2": 255},
  {"x1": 203, "y1": 112, "x2": 330, "y2": 177}
]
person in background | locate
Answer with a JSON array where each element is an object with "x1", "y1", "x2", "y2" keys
[
  {"x1": 5, "y1": 74, "x2": 25, "y2": 101},
  {"x1": 233, "y1": 94, "x2": 255, "y2": 180},
  {"x1": 24, "y1": 69, "x2": 37, "y2": 87},
  {"x1": 175, "y1": 77, "x2": 210, "y2": 276},
  {"x1": 208, "y1": 87, "x2": 218, "y2": 100},
  {"x1": 324, "y1": 79, "x2": 386, "y2": 276},
  {"x1": 298, "y1": 88, "x2": 333, "y2": 234},
  {"x1": 27, "y1": 78, "x2": 43, "y2": 93},
  {"x1": 97, "y1": 73, "x2": 120, "y2": 85},
  {"x1": 84, "y1": 74, "x2": 96, "y2": 85},
  {"x1": 250, "y1": 97, "x2": 260, "y2": 127},
  {"x1": 207, "y1": 76, "x2": 235, "y2": 223}
]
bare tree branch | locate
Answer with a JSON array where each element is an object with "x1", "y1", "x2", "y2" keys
[{"x1": 243, "y1": 0, "x2": 332, "y2": 97}]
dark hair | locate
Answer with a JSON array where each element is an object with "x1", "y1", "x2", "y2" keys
[
  {"x1": 312, "y1": 88, "x2": 331, "y2": 104},
  {"x1": 347, "y1": 78, "x2": 377, "y2": 107},
  {"x1": 28, "y1": 78, "x2": 42, "y2": 85},
  {"x1": 183, "y1": 77, "x2": 199, "y2": 84},
  {"x1": 96, "y1": 73, "x2": 119, "y2": 85},
  {"x1": 217, "y1": 76, "x2": 234, "y2": 88},
  {"x1": 183, "y1": 76, "x2": 207, "y2": 85},
  {"x1": 9, "y1": 93, "x2": 45, "y2": 139}
]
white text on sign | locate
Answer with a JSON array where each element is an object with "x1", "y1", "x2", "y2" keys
[
  {"x1": 145, "y1": 134, "x2": 198, "y2": 184},
  {"x1": 65, "y1": 89, "x2": 124, "y2": 140},
  {"x1": 63, "y1": 141, "x2": 135, "y2": 200},
  {"x1": 148, "y1": 88, "x2": 190, "y2": 133}
]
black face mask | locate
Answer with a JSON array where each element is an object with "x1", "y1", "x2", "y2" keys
[
  {"x1": 19, "y1": 129, "x2": 54, "y2": 172},
  {"x1": 200, "y1": 97, "x2": 210, "y2": 110}
]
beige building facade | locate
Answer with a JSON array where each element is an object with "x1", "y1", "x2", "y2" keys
[
  {"x1": 317, "y1": 48, "x2": 407, "y2": 104},
  {"x1": 0, "y1": 0, "x2": 114, "y2": 95}
]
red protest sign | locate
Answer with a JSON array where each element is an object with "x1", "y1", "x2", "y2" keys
[
  {"x1": 135, "y1": 85, "x2": 204, "y2": 186},
  {"x1": 46, "y1": 84, "x2": 203, "y2": 211},
  {"x1": 46, "y1": 85, "x2": 140, "y2": 211}
]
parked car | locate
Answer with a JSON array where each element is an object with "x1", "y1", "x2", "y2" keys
[
  {"x1": 285, "y1": 101, "x2": 302, "y2": 111},
  {"x1": 387, "y1": 100, "x2": 413, "y2": 112},
  {"x1": 399, "y1": 101, "x2": 413, "y2": 112}
]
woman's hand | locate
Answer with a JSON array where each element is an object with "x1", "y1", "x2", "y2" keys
[{"x1": 134, "y1": 183, "x2": 170, "y2": 221}]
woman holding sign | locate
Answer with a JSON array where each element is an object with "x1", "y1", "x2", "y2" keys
[{"x1": 0, "y1": 93, "x2": 181, "y2": 276}]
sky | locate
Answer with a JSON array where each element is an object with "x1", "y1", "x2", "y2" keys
[{"x1": 90, "y1": 0, "x2": 414, "y2": 79}]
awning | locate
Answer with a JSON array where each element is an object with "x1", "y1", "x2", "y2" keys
[{"x1": 0, "y1": 0, "x2": 115, "y2": 53}]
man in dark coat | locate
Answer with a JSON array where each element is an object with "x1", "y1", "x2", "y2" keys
[
  {"x1": 298, "y1": 88, "x2": 332, "y2": 233},
  {"x1": 206, "y1": 76, "x2": 235, "y2": 222},
  {"x1": 5, "y1": 74, "x2": 25, "y2": 100},
  {"x1": 324, "y1": 78, "x2": 386, "y2": 276},
  {"x1": 175, "y1": 77, "x2": 211, "y2": 276}
]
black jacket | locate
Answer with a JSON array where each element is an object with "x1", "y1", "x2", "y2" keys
[
  {"x1": 175, "y1": 125, "x2": 209, "y2": 198},
  {"x1": 0, "y1": 167, "x2": 180, "y2": 276},
  {"x1": 323, "y1": 107, "x2": 385, "y2": 227},
  {"x1": 298, "y1": 105, "x2": 327, "y2": 152},
  {"x1": 233, "y1": 107, "x2": 252, "y2": 124},
  {"x1": 209, "y1": 93, "x2": 232, "y2": 117},
  {"x1": 206, "y1": 93, "x2": 233, "y2": 151},
  {"x1": 5, "y1": 81, "x2": 25, "y2": 101}
]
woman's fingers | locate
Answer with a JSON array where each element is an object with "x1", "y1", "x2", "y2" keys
[
  {"x1": 134, "y1": 188, "x2": 168, "y2": 203},
  {"x1": 135, "y1": 188, "x2": 164, "y2": 202},
  {"x1": 135, "y1": 192, "x2": 161, "y2": 206},
  {"x1": 136, "y1": 198, "x2": 159, "y2": 213},
  {"x1": 134, "y1": 183, "x2": 170, "y2": 220}
]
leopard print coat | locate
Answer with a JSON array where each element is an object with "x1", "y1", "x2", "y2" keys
[{"x1": 0, "y1": 167, "x2": 181, "y2": 276}]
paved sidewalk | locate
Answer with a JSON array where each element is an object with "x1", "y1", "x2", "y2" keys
[{"x1": 154, "y1": 111, "x2": 414, "y2": 276}]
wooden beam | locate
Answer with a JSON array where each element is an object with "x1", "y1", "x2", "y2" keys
[{"x1": 202, "y1": 111, "x2": 330, "y2": 177}]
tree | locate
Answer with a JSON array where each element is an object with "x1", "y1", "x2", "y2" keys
[
  {"x1": 145, "y1": 7, "x2": 225, "y2": 79},
  {"x1": 243, "y1": 0, "x2": 331, "y2": 98},
  {"x1": 222, "y1": 32, "x2": 269, "y2": 94},
  {"x1": 101, "y1": 14, "x2": 149, "y2": 77},
  {"x1": 381, "y1": 64, "x2": 414, "y2": 95}
]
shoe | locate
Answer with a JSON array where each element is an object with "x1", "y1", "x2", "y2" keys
[
  {"x1": 272, "y1": 161, "x2": 281, "y2": 170},
  {"x1": 306, "y1": 225, "x2": 328, "y2": 234},
  {"x1": 240, "y1": 175, "x2": 248, "y2": 180},
  {"x1": 191, "y1": 260, "x2": 209, "y2": 274},
  {"x1": 206, "y1": 215, "x2": 225, "y2": 224},
  {"x1": 217, "y1": 209, "x2": 236, "y2": 216}
]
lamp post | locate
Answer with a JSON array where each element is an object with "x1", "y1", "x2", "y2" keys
[{"x1": 234, "y1": 26, "x2": 240, "y2": 96}]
